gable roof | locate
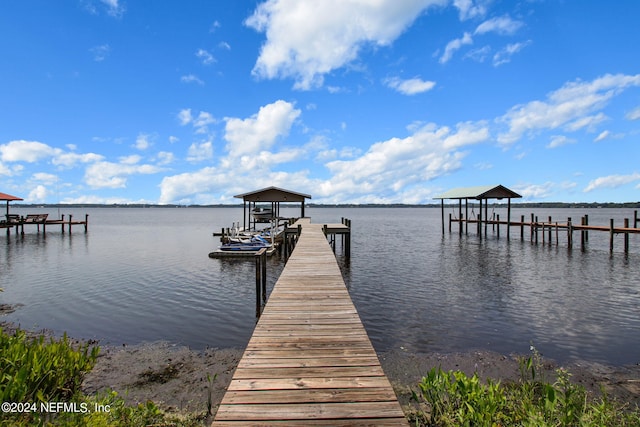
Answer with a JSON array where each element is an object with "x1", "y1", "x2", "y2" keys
[
  {"x1": 434, "y1": 185, "x2": 521, "y2": 200},
  {"x1": 234, "y1": 186, "x2": 312, "y2": 202}
]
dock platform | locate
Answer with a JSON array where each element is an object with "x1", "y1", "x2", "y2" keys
[{"x1": 212, "y1": 218, "x2": 407, "y2": 426}]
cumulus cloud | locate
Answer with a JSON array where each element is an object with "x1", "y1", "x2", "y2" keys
[
  {"x1": 85, "y1": 161, "x2": 162, "y2": 189},
  {"x1": 496, "y1": 73, "x2": 640, "y2": 145},
  {"x1": 320, "y1": 121, "x2": 489, "y2": 200},
  {"x1": 584, "y1": 173, "x2": 640, "y2": 192},
  {"x1": 385, "y1": 77, "x2": 436, "y2": 95},
  {"x1": 187, "y1": 141, "x2": 214, "y2": 162},
  {"x1": 224, "y1": 100, "x2": 301, "y2": 157},
  {"x1": 245, "y1": 0, "x2": 444, "y2": 90},
  {"x1": 0, "y1": 140, "x2": 58, "y2": 162}
]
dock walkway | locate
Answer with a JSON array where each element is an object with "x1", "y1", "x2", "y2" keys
[{"x1": 213, "y1": 218, "x2": 407, "y2": 426}]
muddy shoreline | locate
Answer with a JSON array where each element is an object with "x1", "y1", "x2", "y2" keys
[
  {"x1": 81, "y1": 341, "x2": 640, "y2": 420},
  {"x1": 2, "y1": 319, "x2": 639, "y2": 420}
]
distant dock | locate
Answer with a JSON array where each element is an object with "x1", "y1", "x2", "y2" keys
[
  {"x1": 446, "y1": 210, "x2": 640, "y2": 254},
  {"x1": 1, "y1": 214, "x2": 89, "y2": 237}
]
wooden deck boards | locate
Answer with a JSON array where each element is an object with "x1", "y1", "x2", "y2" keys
[{"x1": 212, "y1": 219, "x2": 407, "y2": 426}]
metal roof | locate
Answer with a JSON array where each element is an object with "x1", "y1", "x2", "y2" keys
[
  {"x1": 0, "y1": 192, "x2": 23, "y2": 201},
  {"x1": 234, "y1": 186, "x2": 312, "y2": 202},
  {"x1": 434, "y1": 185, "x2": 521, "y2": 200}
]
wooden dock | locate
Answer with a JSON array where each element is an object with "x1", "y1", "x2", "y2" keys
[{"x1": 212, "y1": 218, "x2": 407, "y2": 426}]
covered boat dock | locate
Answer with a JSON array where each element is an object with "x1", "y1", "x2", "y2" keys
[
  {"x1": 235, "y1": 186, "x2": 311, "y2": 231},
  {"x1": 434, "y1": 184, "x2": 522, "y2": 239}
]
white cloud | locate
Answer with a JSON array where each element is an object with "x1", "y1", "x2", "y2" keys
[
  {"x1": 85, "y1": 161, "x2": 162, "y2": 189},
  {"x1": 453, "y1": 0, "x2": 489, "y2": 20},
  {"x1": 513, "y1": 182, "x2": 554, "y2": 199},
  {"x1": 90, "y1": 44, "x2": 111, "y2": 62},
  {"x1": 180, "y1": 74, "x2": 204, "y2": 85},
  {"x1": 594, "y1": 130, "x2": 610, "y2": 142},
  {"x1": 27, "y1": 185, "x2": 48, "y2": 202},
  {"x1": 0, "y1": 140, "x2": 58, "y2": 162},
  {"x1": 547, "y1": 135, "x2": 576, "y2": 148},
  {"x1": 196, "y1": 49, "x2": 216, "y2": 65},
  {"x1": 475, "y1": 16, "x2": 523, "y2": 35},
  {"x1": 178, "y1": 109, "x2": 193, "y2": 125},
  {"x1": 193, "y1": 112, "x2": 216, "y2": 134},
  {"x1": 52, "y1": 152, "x2": 104, "y2": 168},
  {"x1": 135, "y1": 133, "x2": 153, "y2": 150},
  {"x1": 492, "y1": 41, "x2": 530, "y2": 66},
  {"x1": 497, "y1": 73, "x2": 640, "y2": 145},
  {"x1": 385, "y1": 77, "x2": 436, "y2": 95},
  {"x1": 439, "y1": 32, "x2": 473, "y2": 64},
  {"x1": 187, "y1": 141, "x2": 214, "y2": 162},
  {"x1": 100, "y1": 0, "x2": 125, "y2": 17},
  {"x1": 224, "y1": 100, "x2": 301, "y2": 157},
  {"x1": 584, "y1": 173, "x2": 640, "y2": 192},
  {"x1": 320, "y1": 121, "x2": 489, "y2": 200},
  {"x1": 156, "y1": 151, "x2": 175, "y2": 165},
  {"x1": 626, "y1": 106, "x2": 640, "y2": 120},
  {"x1": 245, "y1": 0, "x2": 445, "y2": 90}
]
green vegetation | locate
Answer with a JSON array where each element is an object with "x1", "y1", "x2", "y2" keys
[
  {"x1": 410, "y1": 347, "x2": 640, "y2": 426},
  {"x1": 0, "y1": 328, "x2": 207, "y2": 426}
]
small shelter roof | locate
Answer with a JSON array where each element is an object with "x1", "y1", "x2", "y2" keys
[
  {"x1": 0, "y1": 192, "x2": 23, "y2": 202},
  {"x1": 234, "y1": 186, "x2": 311, "y2": 203},
  {"x1": 434, "y1": 185, "x2": 521, "y2": 200}
]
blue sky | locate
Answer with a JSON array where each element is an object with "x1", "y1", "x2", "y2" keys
[{"x1": 1, "y1": 0, "x2": 639, "y2": 205}]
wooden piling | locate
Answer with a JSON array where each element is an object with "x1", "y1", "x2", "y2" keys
[
  {"x1": 610, "y1": 219, "x2": 614, "y2": 253},
  {"x1": 624, "y1": 218, "x2": 630, "y2": 254}
]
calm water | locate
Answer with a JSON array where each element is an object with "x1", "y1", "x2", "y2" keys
[{"x1": 2, "y1": 206, "x2": 639, "y2": 366}]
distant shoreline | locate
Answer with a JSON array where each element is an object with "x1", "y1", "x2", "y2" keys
[{"x1": 11, "y1": 201, "x2": 640, "y2": 209}]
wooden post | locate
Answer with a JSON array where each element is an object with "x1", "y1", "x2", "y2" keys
[
  {"x1": 585, "y1": 214, "x2": 589, "y2": 242},
  {"x1": 530, "y1": 213, "x2": 534, "y2": 242},
  {"x1": 610, "y1": 218, "x2": 614, "y2": 253},
  {"x1": 496, "y1": 214, "x2": 500, "y2": 239},
  {"x1": 440, "y1": 199, "x2": 445, "y2": 235},
  {"x1": 261, "y1": 248, "x2": 267, "y2": 302},
  {"x1": 567, "y1": 218, "x2": 573, "y2": 249},
  {"x1": 635, "y1": 210, "x2": 638, "y2": 228},
  {"x1": 61, "y1": 214, "x2": 65, "y2": 233},
  {"x1": 346, "y1": 219, "x2": 351, "y2": 258},
  {"x1": 555, "y1": 222, "x2": 559, "y2": 245},
  {"x1": 478, "y1": 199, "x2": 482, "y2": 237},
  {"x1": 255, "y1": 249, "x2": 262, "y2": 317},
  {"x1": 448, "y1": 213, "x2": 452, "y2": 233},
  {"x1": 458, "y1": 199, "x2": 462, "y2": 235},
  {"x1": 624, "y1": 218, "x2": 629, "y2": 254},
  {"x1": 548, "y1": 216, "x2": 552, "y2": 243},
  {"x1": 520, "y1": 215, "x2": 524, "y2": 240},
  {"x1": 84, "y1": 214, "x2": 89, "y2": 233},
  {"x1": 465, "y1": 199, "x2": 469, "y2": 234},
  {"x1": 507, "y1": 198, "x2": 512, "y2": 240},
  {"x1": 534, "y1": 216, "x2": 538, "y2": 244}
]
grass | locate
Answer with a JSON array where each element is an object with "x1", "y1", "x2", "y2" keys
[
  {"x1": 409, "y1": 346, "x2": 640, "y2": 426},
  {"x1": 0, "y1": 327, "x2": 209, "y2": 426}
]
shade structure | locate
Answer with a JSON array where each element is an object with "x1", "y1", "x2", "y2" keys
[
  {"x1": 234, "y1": 186, "x2": 312, "y2": 230},
  {"x1": 0, "y1": 192, "x2": 23, "y2": 218}
]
